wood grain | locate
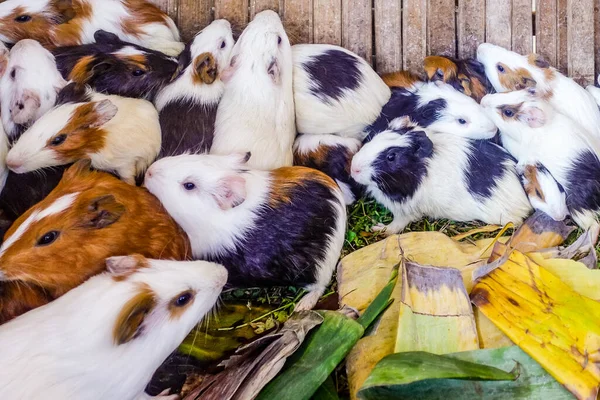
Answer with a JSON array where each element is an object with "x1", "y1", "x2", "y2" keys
[
  {"x1": 403, "y1": 0, "x2": 427, "y2": 71},
  {"x1": 512, "y1": 0, "x2": 533, "y2": 54},
  {"x1": 314, "y1": 0, "x2": 342, "y2": 44},
  {"x1": 282, "y1": 0, "x2": 314, "y2": 44},
  {"x1": 151, "y1": 0, "x2": 179, "y2": 20},
  {"x1": 536, "y1": 0, "x2": 558, "y2": 66},
  {"x1": 457, "y1": 0, "x2": 485, "y2": 58},
  {"x1": 177, "y1": 0, "x2": 212, "y2": 42},
  {"x1": 374, "y1": 0, "x2": 402, "y2": 73},
  {"x1": 215, "y1": 0, "x2": 249, "y2": 30},
  {"x1": 595, "y1": 0, "x2": 600, "y2": 78},
  {"x1": 557, "y1": 0, "x2": 568, "y2": 74},
  {"x1": 567, "y1": 0, "x2": 595, "y2": 85},
  {"x1": 250, "y1": 0, "x2": 282, "y2": 19},
  {"x1": 427, "y1": 0, "x2": 456, "y2": 57},
  {"x1": 342, "y1": 0, "x2": 372, "y2": 63},
  {"x1": 485, "y1": 0, "x2": 511, "y2": 49}
]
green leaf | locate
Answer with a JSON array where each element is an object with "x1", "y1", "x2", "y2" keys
[
  {"x1": 311, "y1": 375, "x2": 339, "y2": 400},
  {"x1": 356, "y1": 262, "x2": 399, "y2": 329}
]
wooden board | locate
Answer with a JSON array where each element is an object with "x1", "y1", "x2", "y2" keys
[
  {"x1": 282, "y1": 0, "x2": 314, "y2": 44},
  {"x1": 403, "y1": 0, "x2": 427, "y2": 71},
  {"x1": 314, "y1": 0, "x2": 342, "y2": 45},
  {"x1": 485, "y1": 0, "x2": 511, "y2": 49},
  {"x1": 374, "y1": 0, "x2": 402, "y2": 73},
  {"x1": 177, "y1": 0, "x2": 212, "y2": 42},
  {"x1": 595, "y1": 0, "x2": 600, "y2": 78},
  {"x1": 536, "y1": 0, "x2": 558, "y2": 66},
  {"x1": 512, "y1": 0, "x2": 533, "y2": 54},
  {"x1": 457, "y1": 0, "x2": 485, "y2": 59},
  {"x1": 342, "y1": 0, "x2": 372, "y2": 63},
  {"x1": 427, "y1": 0, "x2": 456, "y2": 57},
  {"x1": 557, "y1": 0, "x2": 569, "y2": 74},
  {"x1": 151, "y1": 0, "x2": 179, "y2": 21},
  {"x1": 215, "y1": 0, "x2": 249, "y2": 31},
  {"x1": 567, "y1": 0, "x2": 595, "y2": 84},
  {"x1": 250, "y1": 0, "x2": 282, "y2": 19}
]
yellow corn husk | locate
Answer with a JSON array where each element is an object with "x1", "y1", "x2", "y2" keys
[{"x1": 472, "y1": 250, "x2": 600, "y2": 400}]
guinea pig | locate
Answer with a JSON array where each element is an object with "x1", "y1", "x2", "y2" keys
[
  {"x1": 0, "y1": 123, "x2": 8, "y2": 194},
  {"x1": 380, "y1": 70, "x2": 423, "y2": 89},
  {"x1": 0, "y1": 160, "x2": 190, "y2": 322},
  {"x1": 6, "y1": 83, "x2": 161, "y2": 184},
  {"x1": 211, "y1": 10, "x2": 295, "y2": 170},
  {"x1": 477, "y1": 43, "x2": 600, "y2": 140},
  {"x1": 351, "y1": 123, "x2": 531, "y2": 234},
  {"x1": 53, "y1": 30, "x2": 179, "y2": 101},
  {"x1": 0, "y1": 0, "x2": 184, "y2": 56},
  {"x1": 292, "y1": 43, "x2": 391, "y2": 140},
  {"x1": 144, "y1": 153, "x2": 347, "y2": 311},
  {"x1": 520, "y1": 163, "x2": 568, "y2": 222},
  {"x1": 586, "y1": 74, "x2": 600, "y2": 109},
  {"x1": 364, "y1": 81, "x2": 497, "y2": 141},
  {"x1": 481, "y1": 89, "x2": 600, "y2": 236},
  {"x1": 293, "y1": 133, "x2": 362, "y2": 204},
  {"x1": 423, "y1": 55, "x2": 493, "y2": 102},
  {"x1": 154, "y1": 20, "x2": 234, "y2": 157},
  {"x1": 0, "y1": 39, "x2": 67, "y2": 139},
  {"x1": 0, "y1": 255, "x2": 226, "y2": 399}
]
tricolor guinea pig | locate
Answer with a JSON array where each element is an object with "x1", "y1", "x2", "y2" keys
[
  {"x1": 211, "y1": 10, "x2": 295, "y2": 170},
  {"x1": 293, "y1": 133, "x2": 363, "y2": 204},
  {"x1": 292, "y1": 43, "x2": 391, "y2": 140},
  {"x1": 0, "y1": 39, "x2": 67, "y2": 139},
  {"x1": 423, "y1": 55, "x2": 493, "y2": 102},
  {"x1": 351, "y1": 121, "x2": 531, "y2": 235},
  {"x1": 0, "y1": 0, "x2": 184, "y2": 56},
  {"x1": 144, "y1": 153, "x2": 347, "y2": 311},
  {"x1": 53, "y1": 30, "x2": 179, "y2": 101},
  {"x1": 6, "y1": 83, "x2": 161, "y2": 184},
  {"x1": 154, "y1": 19, "x2": 234, "y2": 157},
  {"x1": 481, "y1": 89, "x2": 600, "y2": 236},
  {"x1": 477, "y1": 43, "x2": 600, "y2": 140},
  {"x1": 380, "y1": 70, "x2": 424, "y2": 89},
  {"x1": 520, "y1": 163, "x2": 568, "y2": 222},
  {"x1": 0, "y1": 161, "x2": 190, "y2": 323},
  {"x1": 0, "y1": 255, "x2": 226, "y2": 400},
  {"x1": 364, "y1": 81, "x2": 497, "y2": 141}
]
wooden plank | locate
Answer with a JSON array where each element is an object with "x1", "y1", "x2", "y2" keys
[
  {"x1": 512, "y1": 0, "x2": 533, "y2": 54},
  {"x1": 485, "y1": 0, "x2": 511, "y2": 49},
  {"x1": 402, "y1": 0, "x2": 427, "y2": 71},
  {"x1": 150, "y1": 0, "x2": 179, "y2": 21},
  {"x1": 177, "y1": 0, "x2": 212, "y2": 42},
  {"x1": 536, "y1": 0, "x2": 558, "y2": 67},
  {"x1": 567, "y1": 0, "x2": 595, "y2": 85},
  {"x1": 250, "y1": 0, "x2": 282, "y2": 19},
  {"x1": 282, "y1": 0, "x2": 314, "y2": 44},
  {"x1": 557, "y1": 0, "x2": 568, "y2": 74},
  {"x1": 374, "y1": 0, "x2": 401, "y2": 73},
  {"x1": 595, "y1": 0, "x2": 600, "y2": 79},
  {"x1": 427, "y1": 0, "x2": 455, "y2": 57},
  {"x1": 215, "y1": 0, "x2": 249, "y2": 30},
  {"x1": 342, "y1": 0, "x2": 372, "y2": 63},
  {"x1": 457, "y1": 0, "x2": 485, "y2": 59},
  {"x1": 314, "y1": 0, "x2": 342, "y2": 45}
]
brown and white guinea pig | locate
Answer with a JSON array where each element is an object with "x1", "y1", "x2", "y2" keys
[
  {"x1": 53, "y1": 30, "x2": 179, "y2": 101},
  {"x1": 211, "y1": 11, "x2": 295, "y2": 170},
  {"x1": 351, "y1": 119, "x2": 531, "y2": 235},
  {"x1": 0, "y1": 161, "x2": 190, "y2": 322},
  {"x1": 477, "y1": 43, "x2": 600, "y2": 140},
  {"x1": 0, "y1": 0, "x2": 184, "y2": 56},
  {"x1": 292, "y1": 43, "x2": 391, "y2": 140},
  {"x1": 1, "y1": 39, "x2": 67, "y2": 139},
  {"x1": 380, "y1": 70, "x2": 424, "y2": 89},
  {"x1": 0, "y1": 255, "x2": 226, "y2": 399},
  {"x1": 144, "y1": 153, "x2": 347, "y2": 311},
  {"x1": 6, "y1": 83, "x2": 161, "y2": 184},
  {"x1": 293, "y1": 134, "x2": 363, "y2": 205},
  {"x1": 423, "y1": 55, "x2": 493, "y2": 102},
  {"x1": 154, "y1": 20, "x2": 234, "y2": 157}
]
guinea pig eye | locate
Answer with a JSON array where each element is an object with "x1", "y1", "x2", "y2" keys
[
  {"x1": 10, "y1": 69, "x2": 15, "y2": 79},
  {"x1": 277, "y1": 36, "x2": 282, "y2": 45},
  {"x1": 220, "y1": 40, "x2": 226, "y2": 49},
  {"x1": 15, "y1": 15, "x2": 32, "y2": 23},
  {"x1": 173, "y1": 291, "x2": 194, "y2": 307},
  {"x1": 132, "y1": 69, "x2": 146, "y2": 77},
  {"x1": 435, "y1": 69, "x2": 444, "y2": 79},
  {"x1": 458, "y1": 118, "x2": 467, "y2": 125},
  {"x1": 183, "y1": 182, "x2": 196, "y2": 191},
  {"x1": 37, "y1": 231, "x2": 59, "y2": 246},
  {"x1": 386, "y1": 152, "x2": 396, "y2": 162},
  {"x1": 496, "y1": 64, "x2": 505, "y2": 73},
  {"x1": 50, "y1": 134, "x2": 67, "y2": 146},
  {"x1": 503, "y1": 109, "x2": 515, "y2": 118}
]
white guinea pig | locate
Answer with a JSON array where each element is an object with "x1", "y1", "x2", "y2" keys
[
  {"x1": 0, "y1": 39, "x2": 67, "y2": 139},
  {"x1": 0, "y1": 254, "x2": 227, "y2": 400},
  {"x1": 6, "y1": 83, "x2": 161, "y2": 184},
  {"x1": 586, "y1": 74, "x2": 600, "y2": 109},
  {"x1": 292, "y1": 43, "x2": 391, "y2": 140},
  {"x1": 520, "y1": 163, "x2": 568, "y2": 222},
  {"x1": 351, "y1": 123, "x2": 531, "y2": 234},
  {"x1": 211, "y1": 10, "x2": 295, "y2": 170},
  {"x1": 144, "y1": 153, "x2": 347, "y2": 311}
]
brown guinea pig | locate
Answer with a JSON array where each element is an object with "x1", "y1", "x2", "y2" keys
[
  {"x1": 0, "y1": 160, "x2": 190, "y2": 322},
  {"x1": 423, "y1": 55, "x2": 493, "y2": 102},
  {"x1": 0, "y1": 282, "x2": 52, "y2": 324},
  {"x1": 380, "y1": 70, "x2": 423, "y2": 89}
]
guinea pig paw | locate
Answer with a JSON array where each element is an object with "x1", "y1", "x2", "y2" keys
[
  {"x1": 150, "y1": 389, "x2": 179, "y2": 400},
  {"x1": 371, "y1": 223, "x2": 388, "y2": 233}
]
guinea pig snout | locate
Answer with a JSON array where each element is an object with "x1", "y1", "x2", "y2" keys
[{"x1": 6, "y1": 154, "x2": 24, "y2": 173}]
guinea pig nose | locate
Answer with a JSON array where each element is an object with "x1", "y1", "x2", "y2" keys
[{"x1": 351, "y1": 167, "x2": 361, "y2": 175}]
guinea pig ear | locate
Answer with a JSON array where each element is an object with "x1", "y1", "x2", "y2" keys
[
  {"x1": 411, "y1": 131, "x2": 434, "y2": 158},
  {"x1": 51, "y1": 0, "x2": 76, "y2": 24},
  {"x1": 267, "y1": 59, "x2": 281, "y2": 85},
  {"x1": 214, "y1": 176, "x2": 247, "y2": 210},
  {"x1": 10, "y1": 90, "x2": 41, "y2": 125},
  {"x1": 106, "y1": 254, "x2": 148, "y2": 277},
  {"x1": 93, "y1": 30, "x2": 121, "y2": 44},
  {"x1": 528, "y1": 53, "x2": 551, "y2": 69},
  {"x1": 113, "y1": 287, "x2": 156, "y2": 345},
  {"x1": 220, "y1": 55, "x2": 238, "y2": 84},
  {"x1": 80, "y1": 195, "x2": 126, "y2": 229},
  {"x1": 518, "y1": 106, "x2": 546, "y2": 128},
  {"x1": 87, "y1": 100, "x2": 118, "y2": 128},
  {"x1": 193, "y1": 52, "x2": 218, "y2": 84}
]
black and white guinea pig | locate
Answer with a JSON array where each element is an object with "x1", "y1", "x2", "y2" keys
[
  {"x1": 0, "y1": 255, "x2": 227, "y2": 400},
  {"x1": 53, "y1": 30, "x2": 178, "y2": 101},
  {"x1": 144, "y1": 153, "x2": 347, "y2": 311},
  {"x1": 154, "y1": 19, "x2": 234, "y2": 157},
  {"x1": 351, "y1": 120, "x2": 531, "y2": 235},
  {"x1": 293, "y1": 134, "x2": 363, "y2": 204},
  {"x1": 292, "y1": 43, "x2": 390, "y2": 140},
  {"x1": 520, "y1": 163, "x2": 568, "y2": 222}
]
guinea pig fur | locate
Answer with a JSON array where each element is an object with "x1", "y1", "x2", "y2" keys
[
  {"x1": 0, "y1": 39, "x2": 67, "y2": 139},
  {"x1": 293, "y1": 133, "x2": 362, "y2": 205},
  {"x1": 6, "y1": 83, "x2": 161, "y2": 184},
  {"x1": 0, "y1": 0, "x2": 184, "y2": 56},
  {"x1": 53, "y1": 30, "x2": 179, "y2": 101},
  {"x1": 380, "y1": 70, "x2": 424, "y2": 89},
  {"x1": 144, "y1": 153, "x2": 347, "y2": 311},
  {"x1": 292, "y1": 43, "x2": 391, "y2": 140},
  {"x1": 477, "y1": 43, "x2": 600, "y2": 140},
  {"x1": 423, "y1": 55, "x2": 493, "y2": 102},
  {"x1": 211, "y1": 11, "x2": 296, "y2": 170},
  {"x1": 154, "y1": 19, "x2": 234, "y2": 157},
  {"x1": 0, "y1": 161, "x2": 190, "y2": 318},
  {"x1": 0, "y1": 255, "x2": 226, "y2": 399},
  {"x1": 364, "y1": 81, "x2": 497, "y2": 141},
  {"x1": 586, "y1": 74, "x2": 600, "y2": 109},
  {"x1": 351, "y1": 125, "x2": 531, "y2": 235},
  {"x1": 520, "y1": 163, "x2": 568, "y2": 222},
  {"x1": 481, "y1": 89, "x2": 600, "y2": 235}
]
